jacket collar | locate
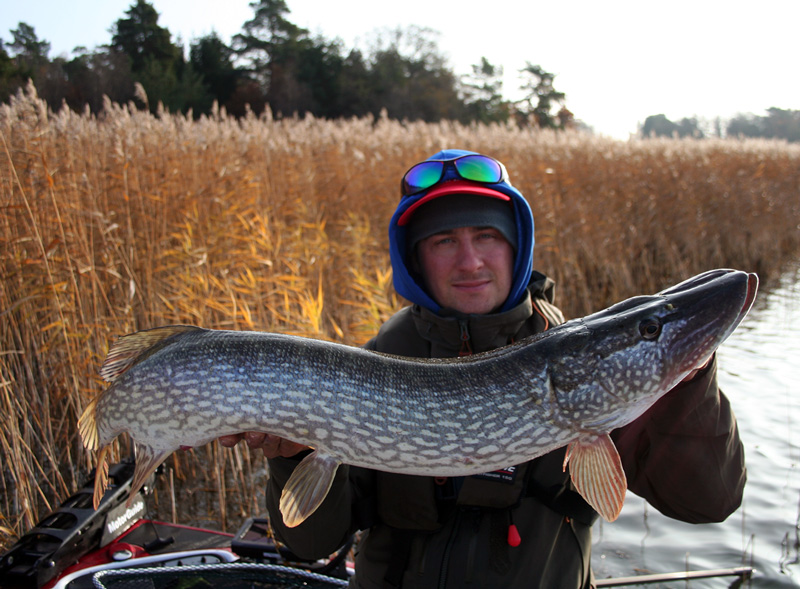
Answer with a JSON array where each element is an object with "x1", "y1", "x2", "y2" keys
[
  {"x1": 408, "y1": 271, "x2": 557, "y2": 357},
  {"x1": 410, "y1": 293, "x2": 536, "y2": 357}
]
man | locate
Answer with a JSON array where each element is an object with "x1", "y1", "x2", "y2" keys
[{"x1": 221, "y1": 149, "x2": 746, "y2": 588}]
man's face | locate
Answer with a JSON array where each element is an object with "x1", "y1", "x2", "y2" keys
[{"x1": 416, "y1": 226, "x2": 514, "y2": 315}]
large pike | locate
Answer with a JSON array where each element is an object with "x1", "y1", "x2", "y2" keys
[{"x1": 79, "y1": 269, "x2": 757, "y2": 526}]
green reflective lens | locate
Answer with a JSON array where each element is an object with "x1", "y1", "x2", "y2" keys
[
  {"x1": 403, "y1": 161, "x2": 445, "y2": 194},
  {"x1": 454, "y1": 155, "x2": 503, "y2": 183}
]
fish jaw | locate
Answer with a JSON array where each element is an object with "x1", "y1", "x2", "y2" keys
[
  {"x1": 653, "y1": 269, "x2": 758, "y2": 381},
  {"x1": 548, "y1": 269, "x2": 757, "y2": 434}
]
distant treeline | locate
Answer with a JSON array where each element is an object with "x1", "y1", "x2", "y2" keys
[
  {"x1": 1, "y1": 0, "x2": 796, "y2": 140},
  {"x1": 642, "y1": 110, "x2": 800, "y2": 142},
  {"x1": 0, "y1": 0, "x2": 572, "y2": 128}
]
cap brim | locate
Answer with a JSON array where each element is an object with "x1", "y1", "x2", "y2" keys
[{"x1": 398, "y1": 181, "x2": 511, "y2": 226}]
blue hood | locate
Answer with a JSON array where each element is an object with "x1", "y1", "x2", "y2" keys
[{"x1": 389, "y1": 149, "x2": 535, "y2": 313}]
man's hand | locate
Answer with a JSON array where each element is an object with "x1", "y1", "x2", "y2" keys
[
  {"x1": 218, "y1": 432, "x2": 309, "y2": 459},
  {"x1": 680, "y1": 353, "x2": 714, "y2": 383}
]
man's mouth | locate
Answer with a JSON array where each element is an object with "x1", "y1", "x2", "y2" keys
[{"x1": 452, "y1": 278, "x2": 491, "y2": 290}]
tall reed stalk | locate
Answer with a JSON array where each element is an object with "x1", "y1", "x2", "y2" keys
[{"x1": 2, "y1": 83, "x2": 799, "y2": 549}]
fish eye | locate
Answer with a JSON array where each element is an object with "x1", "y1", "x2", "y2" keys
[{"x1": 638, "y1": 318, "x2": 662, "y2": 340}]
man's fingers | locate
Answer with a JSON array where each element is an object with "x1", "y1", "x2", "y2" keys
[
  {"x1": 681, "y1": 353, "x2": 714, "y2": 383},
  {"x1": 218, "y1": 432, "x2": 309, "y2": 459},
  {"x1": 244, "y1": 432, "x2": 269, "y2": 448},
  {"x1": 218, "y1": 433, "x2": 245, "y2": 447},
  {"x1": 258, "y1": 435, "x2": 309, "y2": 458}
]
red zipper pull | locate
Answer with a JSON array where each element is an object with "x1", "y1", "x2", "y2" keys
[{"x1": 507, "y1": 512, "x2": 521, "y2": 547}]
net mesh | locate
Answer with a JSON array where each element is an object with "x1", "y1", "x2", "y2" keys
[{"x1": 91, "y1": 563, "x2": 349, "y2": 589}]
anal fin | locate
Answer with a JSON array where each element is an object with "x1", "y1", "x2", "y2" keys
[
  {"x1": 126, "y1": 442, "x2": 175, "y2": 507},
  {"x1": 279, "y1": 451, "x2": 341, "y2": 528},
  {"x1": 563, "y1": 433, "x2": 627, "y2": 522}
]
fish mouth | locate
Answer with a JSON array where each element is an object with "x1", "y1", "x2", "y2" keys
[
  {"x1": 659, "y1": 269, "x2": 759, "y2": 372},
  {"x1": 740, "y1": 272, "x2": 759, "y2": 321},
  {"x1": 660, "y1": 268, "x2": 758, "y2": 326}
]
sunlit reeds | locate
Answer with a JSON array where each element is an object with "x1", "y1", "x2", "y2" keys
[{"x1": 2, "y1": 83, "x2": 799, "y2": 548}]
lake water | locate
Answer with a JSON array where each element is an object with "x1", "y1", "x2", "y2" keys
[{"x1": 591, "y1": 269, "x2": 800, "y2": 588}]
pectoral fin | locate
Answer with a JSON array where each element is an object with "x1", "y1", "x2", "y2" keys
[
  {"x1": 563, "y1": 433, "x2": 627, "y2": 522},
  {"x1": 279, "y1": 451, "x2": 341, "y2": 528}
]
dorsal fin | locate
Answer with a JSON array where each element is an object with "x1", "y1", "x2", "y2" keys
[{"x1": 99, "y1": 325, "x2": 204, "y2": 382}]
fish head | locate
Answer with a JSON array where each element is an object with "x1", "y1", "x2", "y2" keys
[{"x1": 547, "y1": 269, "x2": 758, "y2": 432}]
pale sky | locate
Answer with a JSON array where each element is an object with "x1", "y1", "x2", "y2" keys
[{"x1": 2, "y1": 0, "x2": 797, "y2": 138}]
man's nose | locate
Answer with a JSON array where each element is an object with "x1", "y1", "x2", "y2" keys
[{"x1": 456, "y1": 240, "x2": 483, "y2": 270}]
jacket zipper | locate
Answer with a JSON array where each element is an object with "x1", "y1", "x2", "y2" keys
[{"x1": 458, "y1": 321, "x2": 473, "y2": 356}]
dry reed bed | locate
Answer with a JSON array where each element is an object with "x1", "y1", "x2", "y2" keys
[{"x1": 1, "y1": 84, "x2": 799, "y2": 547}]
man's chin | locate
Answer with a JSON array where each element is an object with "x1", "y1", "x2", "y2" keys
[{"x1": 447, "y1": 295, "x2": 499, "y2": 315}]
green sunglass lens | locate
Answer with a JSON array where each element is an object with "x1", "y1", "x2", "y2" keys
[
  {"x1": 404, "y1": 162, "x2": 444, "y2": 193},
  {"x1": 455, "y1": 156, "x2": 502, "y2": 182}
]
